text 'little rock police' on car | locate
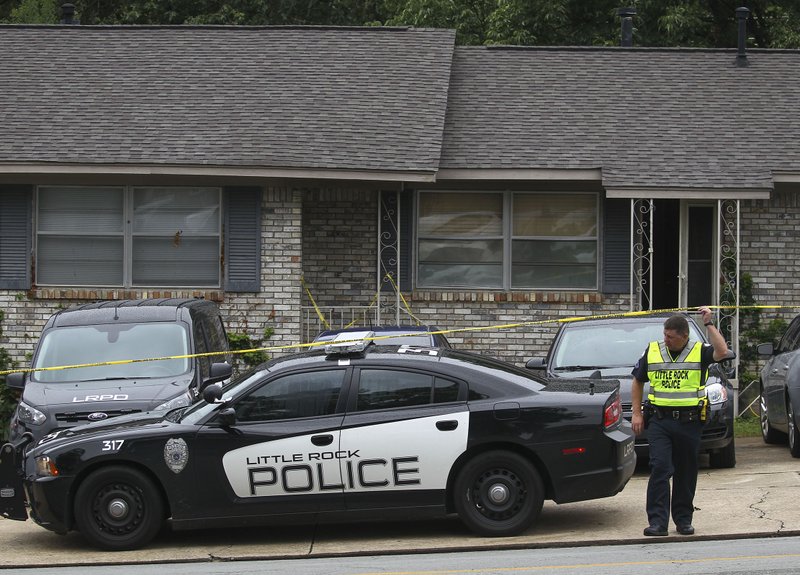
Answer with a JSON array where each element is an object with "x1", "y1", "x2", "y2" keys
[{"x1": 0, "y1": 333, "x2": 636, "y2": 551}]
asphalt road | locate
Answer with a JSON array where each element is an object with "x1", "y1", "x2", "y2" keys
[
  {"x1": 15, "y1": 536, "x2": 800, "y2": 575},
  {"x1": 1, "y1": 437, "x2": 798, "y2": 569}
]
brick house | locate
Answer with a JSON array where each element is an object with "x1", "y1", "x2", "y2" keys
[{"x1": 1, "y1": 24, "x2": 799, "y2": 377}]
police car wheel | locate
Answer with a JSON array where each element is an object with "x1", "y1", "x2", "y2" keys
[
  {"x1": 453, "y1": 450, "x2": 543, "y2": 536},
  {"x1": 74, "y1": 466, "x2": 165, "y2": 551}
]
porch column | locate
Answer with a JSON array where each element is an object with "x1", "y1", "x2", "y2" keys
[
  {"x1": 630, "y1": 198, "x2": 654, "y2": 311},
  {"x1": 717, "y1": 199, "x2": 740, "y2": 400}
]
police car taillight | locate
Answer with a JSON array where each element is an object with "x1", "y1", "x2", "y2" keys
[{"x1": 603, "y1": 394, "x2": 622, "y2": 429}]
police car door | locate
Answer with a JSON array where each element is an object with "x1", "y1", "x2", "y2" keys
[
  {"x1": 191, "y1": 367, "x2": 349, "y2": 520},
  {"x1": 339, "y1": 364, "x2": 469, "y2": 511}
]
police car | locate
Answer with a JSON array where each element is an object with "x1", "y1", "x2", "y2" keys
[{"x1": 0, "y1": 334, "x2": 635, "y2": 550}]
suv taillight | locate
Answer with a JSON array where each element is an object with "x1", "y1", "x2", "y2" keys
[{"x1": 603, "y1": 393, "x2": 622, "y2": 430}]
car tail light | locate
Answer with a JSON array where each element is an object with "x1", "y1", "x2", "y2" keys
[{"x1": 603, "y1": 394, "x2": 622, "y2": 430}]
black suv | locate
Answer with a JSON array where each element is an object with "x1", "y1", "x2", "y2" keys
[{"x1": 7, "y1": 298, "x2": 232, "y2": 444}]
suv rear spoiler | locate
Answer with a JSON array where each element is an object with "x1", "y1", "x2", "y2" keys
[{"x1": 0, "y1": 433, "x2": 33, "y2": 521}]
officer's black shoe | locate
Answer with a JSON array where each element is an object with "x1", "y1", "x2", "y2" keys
[
  {"x1": 676, "y1": 524, "x2": 695, "y2": 535},
  {"x1": 643, "y1": 525, "x2": 668, "y2": 536}
]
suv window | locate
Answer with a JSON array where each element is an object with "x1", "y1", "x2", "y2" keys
[
  {"x1": 234, "y1": 370, "x2": 344, "y2": 422},
  {"x1": 32, "y1": 322, "x2": 190, "y2": 382},
  {"x1": 193, "y1": 322, "x2": 211, "y2": 382}
]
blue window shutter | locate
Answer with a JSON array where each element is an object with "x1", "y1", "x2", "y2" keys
[
  {"x1": 399, "y1": 190, "x2": 413, "y2": 292},
  {"x1": 0, "y1": 185, "x2": 32, "y2": 290},
  {"x1": 224, "y1": 187, "x2": 262, "y2": 292},
  {"x1": 602, "y1": 198, "x2": 631, "y2": 294}
]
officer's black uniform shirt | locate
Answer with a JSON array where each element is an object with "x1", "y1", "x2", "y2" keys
[{"x1": 631, "y1": 342, "x2": 716, "y2": 383}]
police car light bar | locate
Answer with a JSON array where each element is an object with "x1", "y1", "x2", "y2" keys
[{"x1": 324, "y1": 331, "x2": 375, "y2": 355}]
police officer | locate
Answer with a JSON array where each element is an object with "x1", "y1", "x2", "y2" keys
[{"x1": 630, "y1": 306, "x2": 730, "y2": 537}]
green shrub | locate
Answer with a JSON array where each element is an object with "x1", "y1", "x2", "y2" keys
[
  {"x1": 0, "y1": 310, "x2": 19, "y2": 441},
  {"x1": 228, "y1": 327, "x2": 274, "y2": 377}
]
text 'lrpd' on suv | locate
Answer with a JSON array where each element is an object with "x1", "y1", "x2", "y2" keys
[{"x1": 6, "y1": 298, "x2": 232, "y2": 444}]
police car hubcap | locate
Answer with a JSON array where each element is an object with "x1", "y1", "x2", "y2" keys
[
  {"x1": 473, "y1": 467, "x2": 525, "y2": 519},
  {"x1": 92, "y1": 483, "x2": 144, "y2": 534},
  {"x1": 108, "y1": 498, "x2": 129, "y2": 519},
  {"x1": 488, "y1": 484, "x2": 510, "y2": 504}
]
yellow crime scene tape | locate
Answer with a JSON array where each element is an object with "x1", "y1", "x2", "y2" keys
[{"x1": 0, "y1": 303, "x2": 793, "y2": 377}]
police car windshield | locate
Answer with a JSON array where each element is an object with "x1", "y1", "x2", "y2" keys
[
  {"x1": 32, "y1": 323, "x2": 191, "y2": 383},
  {"x1": 179, "y1": 369, "x2": 263, "y2": 425},
  {"x1": 552, "y1": 321, "x2": 704, "y2": 371}
]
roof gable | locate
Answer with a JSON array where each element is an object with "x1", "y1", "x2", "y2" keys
[
  {"x1": 1, "y1": 25, "x2": 456, "y2": 179},
  {"x1": 442, "y1": 46, "x2": 800, "y2": 191}
]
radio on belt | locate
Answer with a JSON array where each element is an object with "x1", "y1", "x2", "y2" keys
[{"x1": 324, "y1": 330, "x2": 375, "y2": 355}]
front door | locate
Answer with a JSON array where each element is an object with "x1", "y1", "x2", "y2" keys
[{"x1": 651, "y1": 200, "x2": 716, "y2": 310}]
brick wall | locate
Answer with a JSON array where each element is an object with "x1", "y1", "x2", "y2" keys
[
  {"x1": 301, "y1": 188, "x2": 378, "y2": 306},
  {"x1": 223, "y1": 186, "x2": 303, "y2": 358},
  {"x1": 741, "y1": 189, "x2": 800, "y2": 325}
]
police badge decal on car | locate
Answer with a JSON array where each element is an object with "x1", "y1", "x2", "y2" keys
[{"x1": 164, "y1": 438, "x2": 189, "y2": 474}]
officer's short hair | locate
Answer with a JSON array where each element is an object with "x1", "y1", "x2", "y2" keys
[{"x1": 664, "y1": 314, "x2": 689, "y2": 336}]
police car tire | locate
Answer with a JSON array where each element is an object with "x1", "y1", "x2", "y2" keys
[
  {"x1": 74, "y1": 466, "x2": 165, "y2": 551},
  {"x1": 453, "y1": 450, "x2": 543, "y2": 537}
]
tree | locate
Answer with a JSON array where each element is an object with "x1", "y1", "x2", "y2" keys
[{"x1": 3, "y1": 1, "x2": 800, "y2": 48}]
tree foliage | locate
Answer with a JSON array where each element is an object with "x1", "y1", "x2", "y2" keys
[{"x1": 2, "y1": 0, "x2": 800, "y2": 47}]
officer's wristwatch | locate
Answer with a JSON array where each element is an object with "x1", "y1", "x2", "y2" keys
[{"x1": 704, "y1": 321, "x2": 713, "y2": 326}]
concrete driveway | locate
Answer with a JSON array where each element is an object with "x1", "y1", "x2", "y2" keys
[{"x1": 1, "y1": 437, "x2": 798, "y2": 568}]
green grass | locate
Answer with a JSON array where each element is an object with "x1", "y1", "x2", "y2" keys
[{"x1": 734, "y1": 416, "x2": 762, "y2": 438}]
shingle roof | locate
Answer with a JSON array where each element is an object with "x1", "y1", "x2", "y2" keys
[
  {"x1": 0, "y1": 25, "x2": 455, "y2": 176},
  {"x1": 442, "y1": 46, "x2": 800, "y2": 190}
]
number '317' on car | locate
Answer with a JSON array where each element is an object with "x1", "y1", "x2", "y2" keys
[{"x1": 0, "y1": 338, "x2": 635, "y2": 550}]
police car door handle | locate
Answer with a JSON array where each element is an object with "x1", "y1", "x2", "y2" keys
[
  {"x1": 436, "y1": 420, "x2": 459, "y2": 431},
  {"x1": 311, "y1": 434, "x2": 334, "y2": 447}
]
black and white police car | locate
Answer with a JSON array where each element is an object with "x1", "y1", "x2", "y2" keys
[{"x1": 0, "y1": 334, "x2": 635, "y2": 550}]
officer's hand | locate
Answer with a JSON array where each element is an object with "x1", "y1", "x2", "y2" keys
[
  {"x1": 632, "y1": 411, "x2": 645, "y2": 435},
  {"x1": 698, "y1": 306, "x2": 713, "y2": 324}
]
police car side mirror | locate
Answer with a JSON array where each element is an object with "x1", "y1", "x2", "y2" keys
[
  {"x1": 525, "y1": 357, "x2": 547, "y2": 371},
  {"x1": 217, "y1": 407, "x2": 237, "y2": 427},
  {"x1": 5, "y1": 372, "x2": 25, "y2": 390},
  {"x1": 202, "y1": 384, "x2": 224, "y2": 403}
]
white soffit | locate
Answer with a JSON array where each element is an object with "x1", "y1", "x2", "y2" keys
[
  {"x1": 605, "y1": 187, "x2": 772, "y2": 200},
  {"x1": 435, "y1": 168, "x2": 602, "y2": 181},
  {"x1": 0, "y1": 163, "x2": 438, "y2": 183}
]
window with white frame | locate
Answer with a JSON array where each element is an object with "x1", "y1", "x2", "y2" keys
[
  {"x1": 36, "y1": 186, "x2": 221, "y2": 287},
  {"x1": 417, "y1": 191, "x2": 598, "y2": 290}
]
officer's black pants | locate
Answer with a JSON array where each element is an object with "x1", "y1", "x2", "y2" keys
[{"x1": 646, "y1": 416, "x2": 702, "y2": 528}]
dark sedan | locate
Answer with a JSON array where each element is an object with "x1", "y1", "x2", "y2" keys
[
  {"x1": 758, "y1": 313, "x2": 800, "y2": 457},
  {"x1": 1, "y1": 338, "x2": 634, "y2": 550},
  {"x1": 526, "y1": 314, "x2": 736, "y2": 468}
]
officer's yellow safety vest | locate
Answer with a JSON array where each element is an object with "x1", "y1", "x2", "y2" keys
[{"x1": 646, "y1": 340, "x2": 705, "y2": 407}]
